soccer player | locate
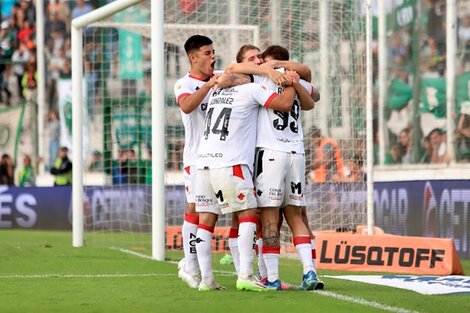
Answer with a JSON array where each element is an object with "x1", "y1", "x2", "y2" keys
[
  {"x1": 194, "y1": 73, "x2": 297, "y2": 291},
  {"x1": 174, "y1": 35, "x2": 220, "y2": 289},
  {"x1": 228, "y1": 44, "x2": 322, "y2": 290}
]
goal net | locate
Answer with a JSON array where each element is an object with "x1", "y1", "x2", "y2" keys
[{"x1": 72, "y1": 0, "x2": 368, "y2": 257}]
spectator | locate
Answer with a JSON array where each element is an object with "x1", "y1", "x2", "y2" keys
[
  {"x1": 341, "y1": 154, "x2": 366, "y2": 182},
  {"x1": 72, "y1": 0, "x2": 94, "y2": 20},
  {"x1": 385, "y1": 144, "x2": 403, "y2": 165},
  {"x1": 308, "y1": 126, "x2": 345, "y2": 183},
  {"x1": 11, "y1": 42, "x2": 30, "y2": 100},
  {"x1": 429, "y1": 128, "x2": 448, "y2": 164},
  {"x1": 455, "y1": 102, "x2": 470, "y2": 162},
  {"x1": 46, "y1": 110, "x2": 60, "y2": 170},
  {"x1": 50, "y1": 146, "x2": 72, "y2": 186},
  {"x1": 58, "y1": 57, "x2": 71, "y2": 79},
  {"x1": 0, "y1": 153, "x2": 15, "y2": 185},
  {"x1": 21, "y1": 60, "x2": 37, "y2": 99},
  {"x1": 18, "y1": 154, "x2": 35, "y2": 186},
  {"x1": 420, "y1": 135, "x2": 432, "y2": 164},
  {"x1": 87, "y1": 150, "x2": 103, "y2": 172},
  {"x1": 398, "y1": 128, "x2": 413, "y2": 164}
]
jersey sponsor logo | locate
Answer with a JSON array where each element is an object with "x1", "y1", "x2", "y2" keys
[
  {"x1": 198, "y1": 152, "x2": 224, "y2": 158},
  {"x1": 268, "y1": 188, "x2": 283, "y2": 200},
  {"x1": 320, "y1": 240, "x2": 445, "y2": 268},
  {"x1": 237, "y1": 193, "x2": 245, "y2": 201},
  {"x1": 195, "y1": 195, "x2": 213, "y2": 206}
]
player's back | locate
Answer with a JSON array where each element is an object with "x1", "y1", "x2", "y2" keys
[{"x1": 197, "y1": 83, "x2": 277, "y2": 171}]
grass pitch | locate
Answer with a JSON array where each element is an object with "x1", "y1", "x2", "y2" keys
[{"x1": 0, "y1": 230, "x2": 469, "y2": 313}]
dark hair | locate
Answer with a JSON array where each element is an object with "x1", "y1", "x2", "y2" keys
[
  {"x1": 262, "y1": 45, "x2": 289, "y2": 61},
  {"x1": 184, "y1": 35, "x2": 213, "y2": 54},
  {"x1": 309, "y1": 126, "x2": 321, "y2": 138},
  {"x1": 236, "y1": 44, "x2": 260, "y2": 63}
]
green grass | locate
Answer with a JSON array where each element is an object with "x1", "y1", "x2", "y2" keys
[{"x1": 0, "y1": 230, "x2": 469, "y2": 313}]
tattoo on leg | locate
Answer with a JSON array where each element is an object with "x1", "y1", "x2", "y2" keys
[{"x1": 262, "y1": 223, "x2": 280, "y2": 247}]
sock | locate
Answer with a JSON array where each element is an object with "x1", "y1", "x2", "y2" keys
[
  {"x1": 257, "y1": 238, "x2": 268, "y2": 279},
  {"x1": 262, "y1": 246, "x2": 280, "y2": 282},
  {"x1": 311, "y1": 238, "x2": 317, "y2": 269},
  {"x1": 195, "y1": 224, "x2": 214, "y2": 282},
  {"x1": 228, "y1": 228, "x2": 240, "y2": 275},
  {"x1": 182, "y1": 213, "x2": 199, "y2": 274},
  {"x1": 238, "y1": 216, "x2": 258, "y2": 279},
  {"x1": 294, "y1": 236, "x2": 315, "y2": 275}
]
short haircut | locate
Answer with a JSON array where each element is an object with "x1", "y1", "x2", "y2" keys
[
  {"x1": 262, "y1": 45, "x2": 289, "y2": 61},
  {"x1": 309, "y1": 126, "x2": 321, "y2": 138},
  {"x1": 184, "y1": 35, "x2": 213, "y2": 54},
  {"x1": 236, "y1": 44, "x2": 260, "y2": 63}
]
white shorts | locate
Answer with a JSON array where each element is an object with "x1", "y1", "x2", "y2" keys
[
  {"x1": 183, "y1": 165, "x2": 196, "y2": 203},
  {"x1": 254, "y1": 149, "x2": 306, "y2": 208},
  {"x1": 195, "y1": 164, "x2": 257, "y2": 215}
]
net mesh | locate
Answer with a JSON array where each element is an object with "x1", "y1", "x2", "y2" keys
[{"x1": 78, "y1": 0, "x2": 367, "y2": 255}]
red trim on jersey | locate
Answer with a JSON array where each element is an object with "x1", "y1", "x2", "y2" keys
[
  {"x1": 184, "y1": 213, "x2": 199, "y2": 225},
  {"x1": 262, "y1": 246, "x2": 281, "y2": 254},
  {"x1": 312, "y1": 249, "x2": 317, "y2": 260},
  {"x1": 229, "y1": 228, "x2": 239, "y2": 238},
  {"x1": 293, "y1": 236, "x2": 312, "y2": 246},
  {"x1": 232, "y1": 165, "x2": 244, "y2": 179},
  {"x1": 239, "y1": 215, "x2": 259, "y2": 225},
  {"x1": 188, "y1": 73, "x2": 211, "y2": 81},
  {"x1": 264, "y1": 93, "x2": 278, "y2": 108},
  {"x1": 184, "y1": 166, "x2": 191, "y2": 175},
  {"x1": 198, "y1": 223, "x2": 215, "y2": 233},
  {"x1": 177, "y1": 93, "x2": 191, "y2": 105},
  {"x1": 257, "y1": 230, "x2": 262, "y2": 239},
  {"x1": 255, "y1": 244, "x2": 259, "y2": 255}
]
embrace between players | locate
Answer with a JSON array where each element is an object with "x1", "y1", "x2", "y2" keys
[{"x1": 174, "y1": 35, "x2": 323, "y2": 292}]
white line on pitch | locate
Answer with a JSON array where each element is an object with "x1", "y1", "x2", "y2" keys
[
  {"x1": 0, "y1": 273, "x2": 173, "y2": 279},
  {"x1": 110, "y1": 247, "x2": 236, "y2": 276},
  {"x1": 316, "y1": 290, "x2": 420, "y2": 313}
]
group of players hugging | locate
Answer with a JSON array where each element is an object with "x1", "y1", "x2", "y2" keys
[{"x1": 174, "y1": 34, "x2": 324, "y2": 292}]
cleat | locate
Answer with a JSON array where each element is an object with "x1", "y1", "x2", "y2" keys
[
  {"x1": 236, "y1": 277, "x2": 267, "y2": 292},
  {"x1": 315, "y1": 279, "x2": 325, "y2": 290},
  {"x1": 257, "y1": 277, "x2": 268, "y2": 285},
  {"x1": 264, "y1": 279, "x2": 292, "y2": 290},
  {"x1": 301, "y1": 270, "x2": 318, "y2": 290},
  {"x1": 178, "y1": 266, "x2": 201, "y2": 289},
  {"x1": 198, "y1": 279, "x2": 226, "y2": 291},
  {"x1": 177, "y1": 258, "x2": 185, "y2": 270}
]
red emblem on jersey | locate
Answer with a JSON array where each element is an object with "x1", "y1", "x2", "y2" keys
[{"x1": 237, "y1": 193, "x2": 245, "y2": 201}]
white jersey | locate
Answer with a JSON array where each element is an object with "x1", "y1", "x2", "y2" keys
[
  {"x1": 174, "y1": 72, "x2": 220, "y2": 167},
  {"x1": 197, "y1": 83, "x2": 277, "y2": 172},
  {"x1": 254, "y1": 71, "x2": 314, "y2": 154}
]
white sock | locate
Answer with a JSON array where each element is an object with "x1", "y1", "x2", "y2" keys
[
  {"x1": 294, "y1": 236, "x2": 315, "y2": 275},
  {"x1": 195, "y1": 225, "x2": 214, "y2": 281},
  {"x1": 238, "y1": 217, "x2": 257, "y2": 279},
  {"x1": 228, "y1": 228, "x2": 240, "y2": 275},
  {"x1": 257, "y1": 238, "x2": 268, "y2": 278},
  {"x1": 263, "y1": 249, "x2": 280, "y2": 282},
  {"x1": 311, "y1": 238, "x2": 317, "y2": 269},
  {"x1": 182, "y1": 213, "x2": 199, "y2": 274}
]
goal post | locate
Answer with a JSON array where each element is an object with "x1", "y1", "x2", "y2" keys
[{"x1": 71, "y1": 0, "x2": 372, "y2": 259}]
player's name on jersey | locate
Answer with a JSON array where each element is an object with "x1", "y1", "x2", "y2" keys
[{"x1": 209, "y1": 97, "x2": 234, "y2": 105}]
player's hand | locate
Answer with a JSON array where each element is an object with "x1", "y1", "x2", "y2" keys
[
  {"x1": 206, "y1": 74, "x2": 221, "y2": 89},
  {"x1": 260, "y1": 60, "x2": 278, "y2": 69},
  {"x1": 285, "y1": 70, "x2": 300, "y2": 83},
  {"x1": 266, "y1": 69, "x2": 286, "y2": 85}
]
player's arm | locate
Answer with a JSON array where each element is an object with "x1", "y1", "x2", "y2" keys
[
  {"x1": 267, "y1": 86, "x2": 297, "y2": 112},
  {"x1": 216, "y1": 73, "x2": 251, "y2": 88},
  {"x1": 177, "y1": 75, "x2": 219, "y2": 114},
  {"x1": 261, "y1": 60, "x2": 312, "y2": 82},
  {"x1": 225, "y1": 63, "x2": 286, "y2": 85},
  {"x1": 285, "y1": 70, "x2": 315, "y2": 111}
]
